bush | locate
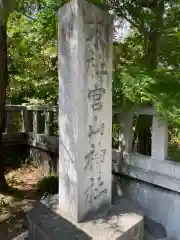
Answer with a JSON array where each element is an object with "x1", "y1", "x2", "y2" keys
[{"x1": 37, "y1": 173, "x2": 58, "y2": 196}]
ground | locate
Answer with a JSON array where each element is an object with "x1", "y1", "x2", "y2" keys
[{"x1": 0, "y1": 165, "x2": 43, "y2": 240}]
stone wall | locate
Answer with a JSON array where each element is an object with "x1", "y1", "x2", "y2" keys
[
  {"x1": 5, "y1": 104, "x2": 180, "y2": 239},
  {"x1": 112, "y1": 155, "x2": 180, "y2": 239},
  {"x1": 3, "y1": 105, "x2": 58, "y2": 174},
  {"x1": 112, "y1": 106, "x2": 180, "y2": 239},
  {"x1": 29, "y1": 147, "x2": 58, "y2": 175},
  {"x1": 119, "y1": 176, "x2": 180, "y2": 239}
]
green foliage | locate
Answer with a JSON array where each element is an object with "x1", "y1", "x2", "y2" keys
[
  {"x1": 37, "y1": 173, "x2": 58, "y2": 196},
  {"x1": 5, "y1": 0, "x2": 180, "y2": 133},
  {"x1": 7, "y1": 0, "x2": 65, "y2": 104},
  {"x1": 111, "y1": 0, "x2": 180, "y2": 128}
]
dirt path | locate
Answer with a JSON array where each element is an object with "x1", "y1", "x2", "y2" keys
[{"x1": 0, "y1": 165, "x2": 43, "y2": 240}]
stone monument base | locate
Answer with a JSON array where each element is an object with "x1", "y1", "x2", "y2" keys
[{"x1": 27, "y1": 195, "x2": 144, "y2": 240}]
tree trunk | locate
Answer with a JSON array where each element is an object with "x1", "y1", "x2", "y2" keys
[
  {"x1": 0, "y1": 24, "x2": 9, "y2": 191},
  {"x1": 135, "y1": 0, "x2": 164, "y2": 156}
]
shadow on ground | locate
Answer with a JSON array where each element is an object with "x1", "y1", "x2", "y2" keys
[{"x1": 0, "y1": 165, "x2": 42, "y2": 240}]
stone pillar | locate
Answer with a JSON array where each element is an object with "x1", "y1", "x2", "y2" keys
[
  {"x1": 58, "y1": 0, "x2": 113, "y2": 222},
  {"x1": 151, "y1": 116, "x2": 168, "y2": 161},
  {"x1": 33, "y1": 111, "x2": 41, "y2": 134},
  {"x1": 45, "y1": 111, "x2": 53, "y2": 135},
  {"x1": 27, "y1": 2, "x2": 144, "y2": 239},
  {"x1": 6, "y1": 111, "x2": 14, "y2": 134},
  {"x1": 119, "y1": 113, "x2": 133, "y2": 155},
  {"x1": 22, "y1": 110, "x2": 33, "y2": 133}
]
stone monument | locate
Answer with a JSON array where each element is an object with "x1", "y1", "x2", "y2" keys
[
  {"x1": 58, "y1": 0, "x2": 112, "y2": 222},
  {"x1": 27, "y1": 0, "x2": 144, "y2": 239}
]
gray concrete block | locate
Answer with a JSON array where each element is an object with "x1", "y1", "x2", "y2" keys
[
  {"x1": 119, "y1": 176, "x2": 180, "y2": 239},
  {"x1": 27, "y1": 195, "x2": 144, "y2": 240},
  {"x1": 144, "y1": 216, "x2": 167, "y2": 239},
  {"x1": 144, "y1": 231, "x2": 156, "y2": 240},
  {"x1": 144, "y1": 232, "x2": 176, "y2": 240},
  {"x1": 158, "y1": 238, "x2": 175, "y2": 240}
]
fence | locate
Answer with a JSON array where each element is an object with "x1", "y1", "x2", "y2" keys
[
  {"x1": 4, "y1": 104, "x2": 58, "y2": 151},
  {"x1": 4, "y1": 104, "x2": 180, "y2": 237}
]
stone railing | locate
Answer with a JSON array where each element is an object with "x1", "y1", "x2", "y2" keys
[
  {"x1": 5, "y1": 104, "x2": 180, "y2": 238},
  {"x1": 112, "y1": 106, "x2": 180, "y2": 239},
  {"x1": 112, "y1": 105, "x2": 180, "y2": 194},
  {"x1": 4, "y1": 104, "x2": 58, "y2": 151},
  {"x1": 5, "y1": 104, "x2": 58, "y2": 134},
  {"x1": 4, "y1": 104, "x2": 180, "y2": 194}
]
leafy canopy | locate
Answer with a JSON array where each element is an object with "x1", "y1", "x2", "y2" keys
[{"x1": 6, "y1": 0, "x2": 180, "y2": 125}]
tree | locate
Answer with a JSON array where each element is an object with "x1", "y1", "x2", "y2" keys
[
  {"x1": 110, "y1": 0, "x2": 180, "y2": 154},
  {"x1": 7, "y1": 0, "x2": 64, "y2": 105},
  {"x1": 5, "y1": 0, "x2": 180, "y2": 157},
  {"x1": 0, "y1": 0, "x2": 13, "y2": 191}
]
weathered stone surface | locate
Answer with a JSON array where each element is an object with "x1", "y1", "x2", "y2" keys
[
  {"x1": 143, "y1": 232, "x2": 175, "y2": 240},
  {"x1": 119, "y1": 176, "x2": 180, "y2": 239},
  {"x1": 58, "y1": 0, "x2": 113, "y2": 222},
  {"x1": 29, "y1": 147, "x2": 58, "y2": 175},
  {"x1": 144, "y1": 216, "x2": 167, "y2": 239},
  {"x1": 113, "y1": 106, "x2": 168, "y2": 162},
  {"x1": 158, "y1": 238, "x2": 176, "y2": 240},
  {"x1": 151, "y1": 116, "x2": 168, "y2": 161},
  {"x1": 13, "y1": 231, "x2": 28, "y2": 240},
  {"x1": 144, "y1": 231, "x2": 156, "y2": 240},
  {"x1": 112, "y1": 150, "x2": 180, "y2": 194},
  {"x1": 28, "y1": 133, "x2": 58, "y2": 153},
  {"x1": 27, "y1": 195, "x2": 144, "y2": 240}
]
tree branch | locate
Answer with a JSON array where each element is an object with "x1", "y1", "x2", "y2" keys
[
  {"x1": 24, "y1": 14, "x2": 36, "y2": 21},
  {"x1": 116, "y1": 10, "x2": 149, "y2": 41}
]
